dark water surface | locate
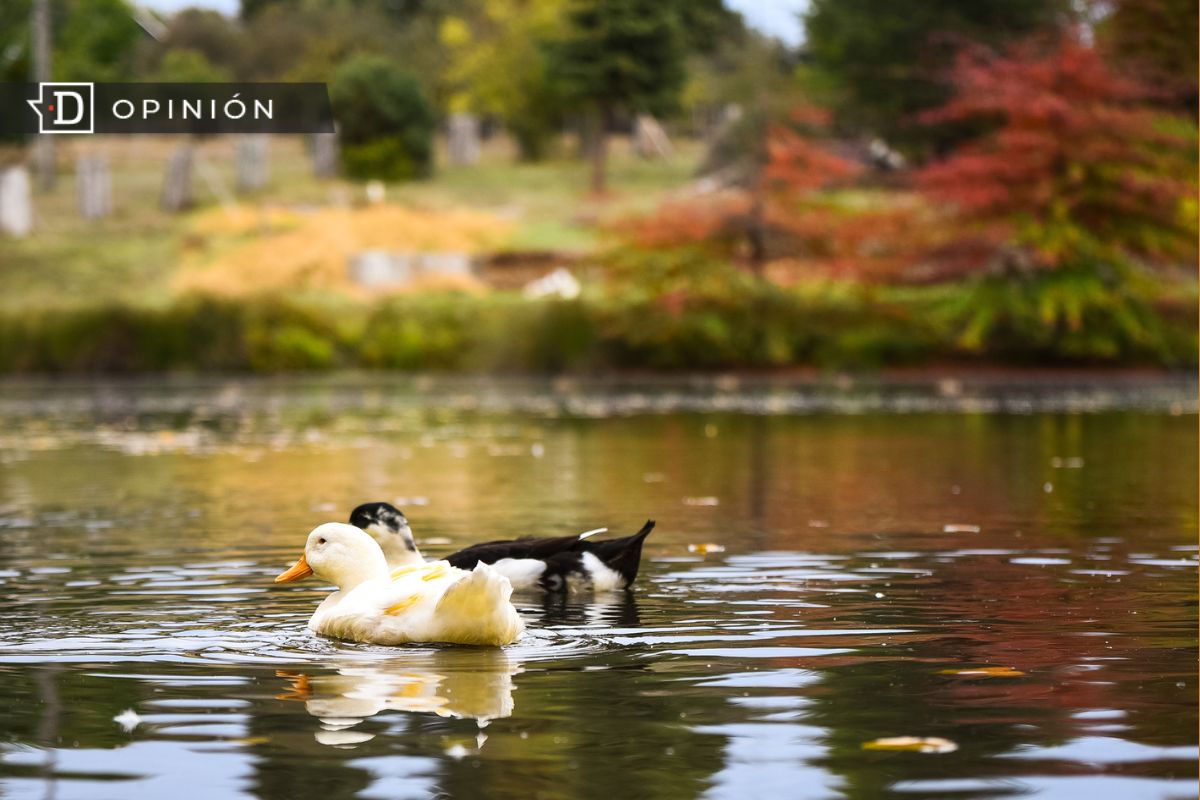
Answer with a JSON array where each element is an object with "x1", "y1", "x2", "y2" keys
[{"x1": 0, "y1": 376, "x2": 1195, "y2": 800}]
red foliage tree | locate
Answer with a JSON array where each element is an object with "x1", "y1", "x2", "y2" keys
[
  {"x1": 763, "y1": 107, "x2": 862, "y2": 193},
  {"x1": 916, "y1": 35, "x2": 1198, "y2": 272},
  {"x1": 614, "y1": 106, "x2": 926, "y2": 280}
]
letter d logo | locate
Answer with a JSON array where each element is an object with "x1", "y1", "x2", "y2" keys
[{"x1": 28, "y1": 82, "x2": 94, "y2": 134}]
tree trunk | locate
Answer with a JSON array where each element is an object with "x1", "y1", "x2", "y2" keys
[
  {"x1": 31, "y1": 0, "x2": 55, "y2": 191},
  {"x1": 589, "y1": 109, "x2": 608, "y2": 196},
  {"x1": 746, "y1": 134, "x2": 767, "y2": 277}
]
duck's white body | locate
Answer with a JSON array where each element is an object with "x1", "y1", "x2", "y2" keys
[
  {"x1": 309, "y1": 560, "x2": 523, "y2": 646},
  {"x1": 277, "y1": 523, "x2": 523, "y2": 647}
]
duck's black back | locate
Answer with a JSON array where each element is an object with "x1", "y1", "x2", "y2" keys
[
  {"x1": 443, "y1": 520, "x2": 656, "y2": 588},
  {"x1": 443, "y1": 534, "x2": 586, "y2": 571}
]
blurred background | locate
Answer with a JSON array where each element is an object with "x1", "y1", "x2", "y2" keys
[{"x1": 0, "y1": 0, "x2": 1195, "y2": 374}]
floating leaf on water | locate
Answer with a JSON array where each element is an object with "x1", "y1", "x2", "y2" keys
[
  {"x1": 943, "y1": 524, "x2": 981, "y2": 534},
  {"x1": 808, "y1": 520, "x2": 829, "y2": 528},
  {"x1": 863, "y1": 736, "x2": 958, "y2": 754},
  {"x1": 684, "y1": 496, "x2": 719, "y2": 506},
  {"x1": 114, "y1": 708, "x2": 142, "y2": 732},
  {"x1": 422, "y1": 537, "x2": 452, "y2": 546},
  {"x1": 643, "y1": 472, "x2": 666, "y2": 483},
  {"x1": 939, "y1": 667, "x2": 1025, "y2": 678},
  {"x1": 531, "y1": 443, "x2": 545, "y2": 458},
  {"x1": 688, "y1": 543, "x2": 726, "y2": 554}
]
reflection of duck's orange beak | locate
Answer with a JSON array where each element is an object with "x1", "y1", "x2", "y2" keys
[{"x1": 275, "y1": 554, "x2": 313, "y2": 583}]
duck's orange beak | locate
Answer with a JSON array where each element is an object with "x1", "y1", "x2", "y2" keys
[{"x1": 275, "y1": 554, "x2": 313, "y2": 583}]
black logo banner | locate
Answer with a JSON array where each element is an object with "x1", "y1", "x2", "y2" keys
[{"x1": 1, "y1": 83, "x2": 335, "y2": 136}]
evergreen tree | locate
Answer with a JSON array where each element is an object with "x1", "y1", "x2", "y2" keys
[
  {"x1": 802, "y1": 0, "x2": 1068, "y2": 155},
  {"x1": 547, "y1": 0, "x2": 686, "y2": 194},
  {"x1": 1102, "y1": 0, "x2": 1198, "y2": 111}
]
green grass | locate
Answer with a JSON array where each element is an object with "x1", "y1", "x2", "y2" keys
[
  {"x1": 0, "y1": 135, "x2": 702, "y2": 309},
  {"x1": 388, "y1": 138, "x2": 703, "y2": 251},
  {"x1": 0, "y1": 228, "x2": 177, "y2": 311}
]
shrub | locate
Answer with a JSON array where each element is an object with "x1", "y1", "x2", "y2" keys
[
  {"x1": 0, "y1": 286, "x2": 1190, "y2": 375},
  {"x1": 330, "y1": 55, "x2": 436, "y2": 181},
  {"x1": 937, "y1": 260, "x2": 1197, "y2": 365}
]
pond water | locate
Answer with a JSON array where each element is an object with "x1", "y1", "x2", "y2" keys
[{"x1": 0, "y1": 376, "x2": 1196, "y2": 800}]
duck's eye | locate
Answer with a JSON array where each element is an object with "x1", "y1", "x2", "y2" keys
[{"x1": 317, "y1": 537, "x2": 327, "y2": 545}]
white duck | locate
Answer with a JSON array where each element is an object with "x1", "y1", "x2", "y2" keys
[{"x1": 275, "y1": 522, "x2": 524, "y2": 647}]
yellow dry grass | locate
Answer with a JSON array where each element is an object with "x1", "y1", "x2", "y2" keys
[{"x1": 174, "y1": 203, "x2": 511, "y2": 296}]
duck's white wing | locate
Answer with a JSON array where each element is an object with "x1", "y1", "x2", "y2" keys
[
  {"x1": 432, "y1": 562, "x2": 524, "y2": 645},
  {"x1": 371, "y1": 561, "x2": 523, "y2": 646}
]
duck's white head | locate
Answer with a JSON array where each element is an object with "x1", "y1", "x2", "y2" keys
[
  {"x1": 348, "y1": 502, "x2": 424, "y2": 568},
  {"x1": 276, "y1": 522, "x2": 389, "y2": 591}
]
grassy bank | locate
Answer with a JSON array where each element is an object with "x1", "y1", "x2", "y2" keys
[
  {"x1": 0, "y1": 136, "x2": 701, "y2": 311},
  {"x1": 0, "y1": 279, "x2": 1193, "y2": 375}
]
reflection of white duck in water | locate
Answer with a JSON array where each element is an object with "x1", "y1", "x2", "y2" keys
[
  {"x1": 275, "y1": 523, "x2": 524, "y2": 646},
  {"x1": 349, "y1": 502, "x2": 655, "y2": 593},
  {"x1": 278, "y1": 649, "x2": 521, "y2": 747}
]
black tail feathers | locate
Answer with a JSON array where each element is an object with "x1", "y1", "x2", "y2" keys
[{"x1": 590, "y1": 519, "x2": 655, "y2": 587}]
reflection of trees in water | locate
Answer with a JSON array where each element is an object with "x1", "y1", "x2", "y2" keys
[
  {"x1": 424, "y1": 591, "x2": 728, "y2": 800},
  {"x1": 3, "y1": 402, "x2": 1195, "y2": 800},
  {"x1": 650, "y1": 413, "x2": 1197, "y2": 554},
  {"x1": 431, "y1": 660, "x2": 729, "y2": 799},
  {"x1": 800, "y1": 550, "x2": 1197, "y2": 798},
  {"x1": 35, "y1": 665, "x2": 60, "y2": 800},
  {"x1": 3, "y1": 667, "x2": 148, "y2": 752},
  {"x1": 246, "y1": 727, "x2": 373, "y2": 800}
]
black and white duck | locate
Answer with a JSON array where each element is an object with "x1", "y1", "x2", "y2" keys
[{"x1": 348, "y1": 502, "x2": 655, "y2": 593}]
